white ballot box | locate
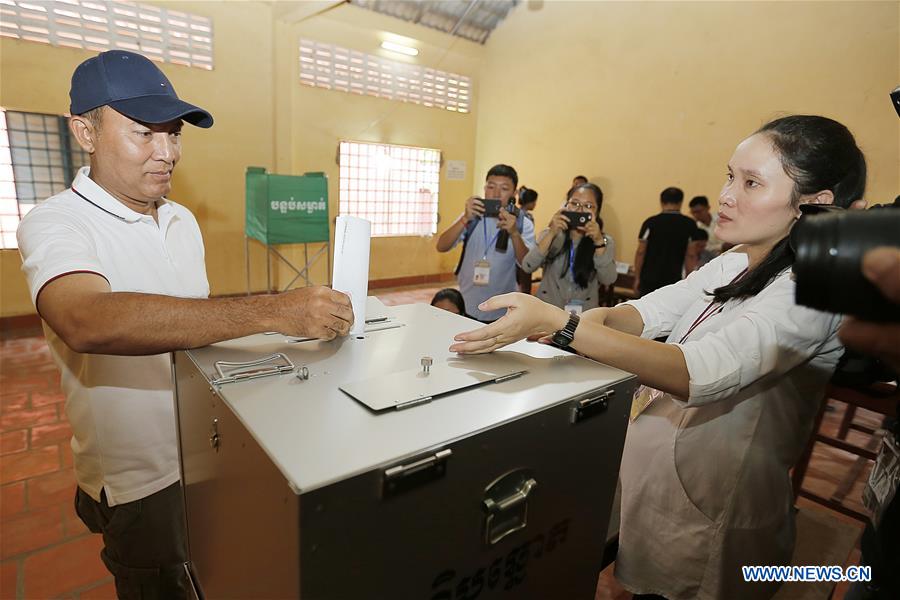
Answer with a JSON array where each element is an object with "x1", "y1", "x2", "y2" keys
[{"x1": 174, "y1": 302, "x2": 636, "y2": 599}]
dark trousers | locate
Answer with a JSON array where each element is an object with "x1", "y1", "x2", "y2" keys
[{"x1": 74, "y1": 482, "x2": 189, "y2": 600}]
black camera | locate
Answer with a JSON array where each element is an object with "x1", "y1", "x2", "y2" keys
[
  {"x1": 480, "y1": 198, "x2": 501, "y2": 218},
  {"x1": 495, "y1": 202, "x2": 518, "y2": 252},
  {"x1": 791, "y1": 200, "x2": 900, "y2": 321},
  {"x1": 562, "y1": 210, "x2": 592, "y2": 230}
]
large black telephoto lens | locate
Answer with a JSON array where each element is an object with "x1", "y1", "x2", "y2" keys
[{"x1": 791, "y1": 209, "x2": 900, "y2": 321}]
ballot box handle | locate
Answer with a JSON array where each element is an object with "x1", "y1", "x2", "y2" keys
[
  {"x1": 382, "y1": 448, "x2": 452, "y2": 498},
  {"x1": 211, "y1": 353, "x2": 295, "y2": 385},
  {"x1": 482, "y1": 469, "x2": 538, "y2": 546}
]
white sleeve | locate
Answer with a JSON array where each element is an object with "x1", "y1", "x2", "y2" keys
[
  {"x1": 17, "y1": 207, "x2": 107, "y2": 308},
  {"x1": 522, "y1": 214, "x2": 536, "y2": 249},
  {"x1": 673, "y1": 275, "x2": 842, "y2": 405},
  {"x1": 624, "y1": 264, "x2": 717, "y2": 339}
]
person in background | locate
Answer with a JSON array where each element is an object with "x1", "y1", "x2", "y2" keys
[
  {"x1": 450, "y1": 114, "x2": 866, "y2": 600},
  {"x1": 689, "y1": 195, "x2": 725, "y2": 266},
  {"x1": 633, "y1": 186, "x2": 706, "y2": 297},
  {"x1": 517, "y1": 186, "x2": 539, "y2": 293},
  {"x1": 521, "y1": 183, "x2": 616, "y2": 312},
  {"x1": 518, "y1": 186, "x2": 538, "y2": 217},
  {"x1": 435, "y1": 164, "x2": 536, "y2": 322},
  {"x1": 431, "y1": 288, "x2": 467, "y2": 316}
]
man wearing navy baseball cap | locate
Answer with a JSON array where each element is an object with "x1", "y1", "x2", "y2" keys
[{"x1": 17, "y1": 50, "x2": 353, "y2": 598}]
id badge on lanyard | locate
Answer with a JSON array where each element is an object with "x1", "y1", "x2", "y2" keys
[
  {"x1": 474, "y1": 219, "x2": 500, "y2": 287},
  {"x1": 564, "y1": 299, "x2": 584, "y2": 315},
  {"x1": 473, "y1": 259, "x2": 491, "y2": 286}
]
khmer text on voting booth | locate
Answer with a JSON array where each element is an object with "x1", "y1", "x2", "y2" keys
[{"x1": 244, "y1": 167, "x2": 331, "y2": 292}]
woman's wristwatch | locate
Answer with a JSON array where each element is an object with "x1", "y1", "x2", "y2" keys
[
  {"x1": 595, "y1": 235, "x2": 608, "y2": 249},
  {"x1": 551, "y1": 313, "x2": 581, "y2": 347}
]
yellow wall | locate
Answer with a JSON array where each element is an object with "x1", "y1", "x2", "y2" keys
[
  {"x1": 271, "y1": 3, "x2": 483, "y2": 285},
  {"x1": 1, "y1": 0, "x2": 276, "y2": 316},
  {"x1": 473, "y1": 0, "x2": 900, "y2": 265},
  {"x1": 2, "y1": 0, "x2": 898, "y2": 317}
]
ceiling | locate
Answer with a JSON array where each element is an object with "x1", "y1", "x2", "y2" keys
[{"x1": 350, "y1": 0, "x2": 519, "y2": 44}]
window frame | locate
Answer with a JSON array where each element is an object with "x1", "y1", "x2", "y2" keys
[
  {"x1": 337, "y1": 139, "x2": 441, "y2": 238},
  {"x1": 0, "y1": 107, "x2": 90, "y2": 250}
]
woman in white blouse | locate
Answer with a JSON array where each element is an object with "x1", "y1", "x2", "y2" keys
[
  {"x1": 449, "y1": 115, "x2": 867, "y2": 600},
  {"x1": 521, "y1": 183, "x2": 617, "y2": 312}
]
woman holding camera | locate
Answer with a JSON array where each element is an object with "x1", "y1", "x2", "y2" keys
[
  {"x1": 450, "y1": 115, "x2": 866, "y2": 600},
  {"x1": 521, "y1": 183, "x2": 617, "y2": 312}
]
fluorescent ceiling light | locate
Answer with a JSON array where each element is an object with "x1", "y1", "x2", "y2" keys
[{"x1": 381, "y1": 41, "x2": 418, "y2": 56}]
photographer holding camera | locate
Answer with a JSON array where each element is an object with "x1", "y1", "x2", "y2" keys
[
  {"x1": 520, "y1": 182, "x2": 617, "y2": 312},
  {"x1": 793, "y1": 185, "x2": 900, "y2": 598},
  {"x1": 436, "y1": 164, "x2": 535, "y2": 322},
  {"x1": 451, "y1": 115, "x2": 866, "y2": 599},
  {"x1": 841, "y1": 246, "x2": 900, "y2": 600}
]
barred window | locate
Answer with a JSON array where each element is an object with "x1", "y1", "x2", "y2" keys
[
  {"x1": 0, "y1": 108, "x2": 90, "y2": 249},
  {"x1": 0, "y1": 0, "x2": 214, "y2": 70},
  {"x1": 300, "y1": 39, "x2": 471, "y2": 113},
  {"x1": 338, "y1": 141, "x2": 440, "y2": 237}
]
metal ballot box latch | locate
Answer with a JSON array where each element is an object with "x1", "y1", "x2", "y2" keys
[
  {"x1": 482, "y1": 469, "x2": 537, "y2": 546},
  {"x1": 571, "y1": 389, "x2": 614, "y2": 424}
]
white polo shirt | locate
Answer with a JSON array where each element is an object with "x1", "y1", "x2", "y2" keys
[{"x1": 17, "y1": 167, "x2": 209, "y2": 506}]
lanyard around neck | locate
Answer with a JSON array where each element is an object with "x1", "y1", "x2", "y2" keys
[
  {"x1": 678, "y1": 268, "x2": 748, "y2": 343},
  {"x1": 481, "y1": 217, "x2": 501, "y2": 259}
]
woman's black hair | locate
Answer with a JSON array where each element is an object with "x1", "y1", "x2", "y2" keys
[
  {"x1": 430, "y1": 288, "x2": 466, "y2": 316},
  {"x1": 712, "y1": 115, "x2": 866, "y2": 303},
  {"x1": 559, "y1": 183, "x2": 604, "y2": 289},
  {"x1": 518, "y1": 186, "x2": 538, "y2": 207}
]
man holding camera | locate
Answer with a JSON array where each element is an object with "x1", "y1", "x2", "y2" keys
[{"x1": 436, "y1": 164, "x2": 535, "y2": 322}]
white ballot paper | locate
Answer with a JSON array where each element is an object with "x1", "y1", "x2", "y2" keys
[{"x1": 332, "y1": 215, "x2": 372, "y2": 336}]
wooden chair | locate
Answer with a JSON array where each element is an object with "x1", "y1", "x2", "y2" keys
[{"x1": 792, "y1": 381, "x2": 898, "y2": 522}]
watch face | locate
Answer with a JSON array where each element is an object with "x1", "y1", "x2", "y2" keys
[{"x1": 552, "y1": 330, "x2": 573, "y2": 347}]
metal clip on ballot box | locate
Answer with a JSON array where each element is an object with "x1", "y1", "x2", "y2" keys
[{"x1": 210, "y1": 353, "x2": 295, "y2": 386}]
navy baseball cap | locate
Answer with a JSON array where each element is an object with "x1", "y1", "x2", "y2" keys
[{"x1": 69, "y1": 50, "x2": 213, "y2": 128}]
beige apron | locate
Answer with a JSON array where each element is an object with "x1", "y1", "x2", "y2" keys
[{"x1": 615, "y1": 386, "x2": 804, "y2": 600}]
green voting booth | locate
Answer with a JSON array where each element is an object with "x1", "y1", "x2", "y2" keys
[{"x1": 244, "y1": 167, "x2": 331, "y2": 292}]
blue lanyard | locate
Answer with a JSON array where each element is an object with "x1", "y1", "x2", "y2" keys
[
  {"x1": 568, "y1": 242, "x2": 576, "y2": 281},
  {"x1": 481, "y1": 218, "x2": 501, "y2": 259}
]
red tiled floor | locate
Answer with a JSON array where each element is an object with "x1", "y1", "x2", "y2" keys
[
  {"x1": 22, "y1": 535, "x2": 107, "y2": 598},
  {"x1": 0, "y1": 290, "x2": 887, "y2": 599},
  {"x1": 30, "y1": 421, "x2": 72, "y2": 448},
  {"x1": 0, "y1": 482, "x2": 26, "y2": 518},
  {"x1": 79, "y1": 579, "x2": 117, "y2": 599},
  {"x1": 30, "y1": 391, "x2": 64, "y2": 407},
  {"x1": 27, "y1": 469, "x2": 76, "y2": 510},
  {"x1": 0, "y1": 445, "x2": 60, "y2": 484},
  {"x1": 0, "y1": 559, "x2": 17, "y2": 599},
  {"x1": 0, "y1": 405, "x2": 58, "y2": 432},
  {"x1": 1, "y1": 506, "x2": 64, "y2": 560},
  {"x1": 0, "y1": 429, "x2": 27, "y2": 455},
  {"x1": 0, "y1": 393, "x2": 28, "y2": 413}
]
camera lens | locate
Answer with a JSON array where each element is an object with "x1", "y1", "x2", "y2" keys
[{"x1": 791, "y1": 210, "x2": 900, "y2": 321}]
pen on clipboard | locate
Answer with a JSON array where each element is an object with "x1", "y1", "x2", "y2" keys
[{"x1": 365, "y1": 317, "x2": 389, "y2": 324}]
